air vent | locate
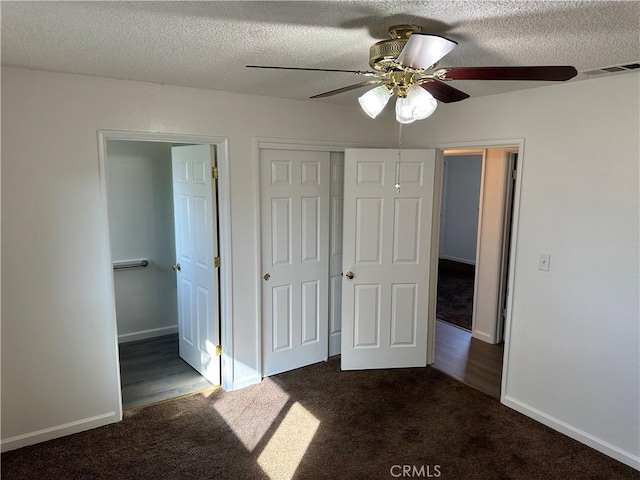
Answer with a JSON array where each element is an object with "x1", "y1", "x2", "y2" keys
[{"x1": 583, "y1": 62, "x2": 640, "y2": 77}]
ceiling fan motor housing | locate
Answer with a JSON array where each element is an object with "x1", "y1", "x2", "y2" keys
[
  {"x1": 369, "y1": 38, "x2": 408, "y2": 71},
  {"x1": 369, "y1": 24, "x2": 419, "y2": 72}
]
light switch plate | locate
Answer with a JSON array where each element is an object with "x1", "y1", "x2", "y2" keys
[{"x1": 538, "y1": 253, "x2": 551, "y2": 272}]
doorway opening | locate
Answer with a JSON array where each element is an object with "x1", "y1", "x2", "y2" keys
[
  {"x1": 98, "y1": 131, "x2": 233, "y2": 413},
  {"x1": 437, "y1": 152, "x2": 482, "y2": 332},
  {"x1": 433, "y1": 146, "x2": 519, "y2": 399}
]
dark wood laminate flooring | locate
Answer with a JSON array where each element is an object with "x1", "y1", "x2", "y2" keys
[
  {"x1": 119, "y1": 334, "x2": 214, "y2": 409},
  {"x1": 433, "y1": 319, "x2": 504, "y2": 399}
]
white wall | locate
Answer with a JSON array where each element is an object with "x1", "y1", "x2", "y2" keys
[
  {"x1": 2, "y1": 65, "x2": 638, "y2": 469},
  {"x1": 0, "y1": 67, "x2": 394, "y2": 450},
  {"x1": 106, "y1": 140, "x2": 177, "y2": 342},
  {"x1": 406, "y1": 72, "x2": 640, "y2": 469},
  {"x1": 439, "y1": 154, "x2": 482, "y2": 264}
]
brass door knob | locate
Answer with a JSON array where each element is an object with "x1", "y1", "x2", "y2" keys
[
  {"x1": 172, "y1": 263, "x2": 181, "y2": 271},
  {"x1": 263, "y1": 273, "x2": 271, "y2": 281},
  {"x1": 345, "y1": 271, "x2": 354, "y2": 280}
]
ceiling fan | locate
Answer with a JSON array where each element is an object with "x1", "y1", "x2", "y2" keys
[{"x1": 247, "y1": 25, "x2": 578, "y2": 123}]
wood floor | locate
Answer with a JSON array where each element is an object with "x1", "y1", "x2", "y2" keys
[
  {"x1": 433, "y1": 319, "x2": 504, "y2": 399},
  {"x1": 119, "y1": 334, "x2": 214, "y2": 409}
]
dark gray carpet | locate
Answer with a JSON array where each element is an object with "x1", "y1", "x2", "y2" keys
[
  {"x1": 437, "y1": 259, "x2": 475, "y2": 330},
  {"x1": 2, "y1": 358, "x2": 637, "y2": 480}
]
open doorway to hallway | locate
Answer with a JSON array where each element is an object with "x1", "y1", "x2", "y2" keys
[
  {"x1": 433, "y1": 147, "x2": 518, "y2": 399},
  {"x1": 436, "y1": 153, "x2": 482, "y2": 332}
]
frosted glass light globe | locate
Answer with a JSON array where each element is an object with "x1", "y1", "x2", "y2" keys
[{"x1": 358, "y1": 85, "x2": 393, "y2": 119}]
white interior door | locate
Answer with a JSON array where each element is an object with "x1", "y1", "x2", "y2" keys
[
  {"x1": 341, "y1": 148, "x2": 436, "y2": 370},
  {"x1": 260, "y1": 149, "x2": 330, "y2": 377},
  {"x1": 171, "y1": 145, "x2": 220, "y2": 385}
]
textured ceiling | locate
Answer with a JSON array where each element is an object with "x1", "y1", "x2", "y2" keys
[{"x1": 2, "y1": 1, "x2": 639, "y2": 105}]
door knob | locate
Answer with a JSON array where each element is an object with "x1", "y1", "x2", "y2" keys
[
  {"x1": 172, "y1": 263, "x2": 181, "y2": 271},
  {"x1": 345, "y1": 271, "x2": 354, "y2": 280},
  {"x1": 263, "y1": 273, "x2": 271, "y2": 281}
]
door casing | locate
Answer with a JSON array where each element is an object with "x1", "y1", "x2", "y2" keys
[
  {"x1": 432, "y1": 139, "x2": 525, "y2": 405},
  {"x1": 98, "y1": 130, "x2": 233, "y2": 414},
  {"x1": 254, "y1": 137, "x2": 523, "y2": 394}
]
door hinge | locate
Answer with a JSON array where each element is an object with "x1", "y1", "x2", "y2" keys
[
  {"x1": 512, "y1": 169, "x2": 517, "y2": 180},
  {"x1": 212, "y1": 166, "x2": 219, "y2": 180},
  {"x1": 215, "y1": 344, "x2": 222, "y2": 356},
  {"x1": 214, "y1": 256, "x2": 221, "y2": 268}
]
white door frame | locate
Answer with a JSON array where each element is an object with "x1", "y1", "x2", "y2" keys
[
  {"x1": 432, "y1": 138, "x2": 525, "y2": 405},
  {"x1": 97, "y1": 130, "x2": 234, "y2": 399}
]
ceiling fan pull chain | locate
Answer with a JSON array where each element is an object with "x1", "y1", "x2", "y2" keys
[{"x1": 395, "y1": 123, "x2": 403, "y2": 193}]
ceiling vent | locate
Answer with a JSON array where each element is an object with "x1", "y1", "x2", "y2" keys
[{"x1": 582, "y1": 62, "x2": 640, "y2": 77}]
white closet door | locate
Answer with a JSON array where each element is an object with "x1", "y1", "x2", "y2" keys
[
  {"x1": 260, "y1": 149, "x2": 330, "y2": 376},
  {"x1": 341, "y1": 149, "x2": 437, "y2": 370},
  {"x1": 171, "y1": 145, "x2": 220, "y2": 385},
  {"x1": 329, "y1": 152, "x2": 344, "y2": 356}
]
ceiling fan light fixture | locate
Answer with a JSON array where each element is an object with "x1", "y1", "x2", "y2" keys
[
  {"x1": 395, "y1": 84, "x2": 437, "y2": 123},
  {"x1": 358, "y1": 85, "x2": 393, "y2": 118},
  {"x1": 395, "y1": 96, "x2": 416, "y2": 124},
  {"x1": 408, "y1": 84, "x2": 437, "y2": 119}
]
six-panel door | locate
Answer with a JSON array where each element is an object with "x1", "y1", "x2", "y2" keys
[
  {"x1": 341, "y1": 149, "x2": 436, "y2": 370},
  {"x1": 260, "y1": 149, "x2": 330, "y2": 376},
  {"x1": 171, "y1": 145, "x2": 221, "y2": 385}
]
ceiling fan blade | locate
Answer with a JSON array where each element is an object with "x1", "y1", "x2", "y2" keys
[
  {"x1": 396, "y1": 33, "x2": 457, "y2": 70},
  {"x1": 310, "y1": 80, "x2": 383, "y2": 99},
  {"x1": 420, "y1": 80, "x2": 470, "y2": 103},
  {"x1": 246, "y1": 65, "x2": 374, "y2": 75},
  {"x1": 443, "y1": 66, "x2": 578, "y2": 81}
]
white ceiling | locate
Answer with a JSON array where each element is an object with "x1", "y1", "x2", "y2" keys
[{"x1": 2, "y1": 1, "x2": 639, "y2": 105}]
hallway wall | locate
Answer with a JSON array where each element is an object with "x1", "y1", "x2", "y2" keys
[{"x1": 439, "y1": 154, "x2": 482, "y2": 264}]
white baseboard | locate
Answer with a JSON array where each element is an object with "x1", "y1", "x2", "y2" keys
[
  {"x1": 439, "y1": 255, "x2": 476, "y2": 265},
  {"x1": 1, "y1": 411, "x2": 120, "y2": 453},
  {"x1": 118, "y1": 325, "x2": 178, "y2": 343},
  {"x1": 471, "y1": 329, "x2": 495, "y2": 343},
  {"x1": 502, "y1": 395, "x2": 640, "y2": 470}
]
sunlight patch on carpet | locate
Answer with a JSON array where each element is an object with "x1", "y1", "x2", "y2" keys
[
  {"x1": 213, "y1": 378, "x2": 289, "y2": 451},
  {"x1": 257, "y1": 402, "x2": 320, "y2": 480}
]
